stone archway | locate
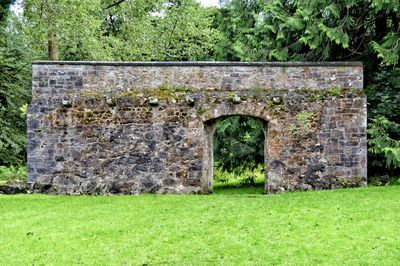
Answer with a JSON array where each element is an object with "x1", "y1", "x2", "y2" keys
[
  {"x1": 203, "y1": 114, "x2": 269, "y2": 193},
  {"x1": 28, "y1": 61, "x2": 367, "y2": 194}
]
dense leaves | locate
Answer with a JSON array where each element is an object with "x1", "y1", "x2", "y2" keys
[
  {"x1": 23, "y1": 0, "x2": 219, "y2": 61},
  {"x1": 366, "y1": 68, "x2": 400, "y2": 174},
  {"x1": 0, "y1": 3, "x2": 31, "y2": 165},
  {"x1": 368, "y1": 116, "x2": 400, "y2": 169},
  {"x1": 213, "y1": 116, "x2": 265, "y2": 173},
  {"x1": 23, "y1": 0, "x2": 106, "y2": 60},
  {"x1": 215, "y1": 0, "x2": 400, "y2": 68}
]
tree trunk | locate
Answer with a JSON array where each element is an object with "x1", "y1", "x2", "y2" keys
[{"x1": 48, "y1": 36, "x2": 58, "y2": 61}]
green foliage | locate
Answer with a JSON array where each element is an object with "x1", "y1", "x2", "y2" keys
[
  {"x1": 296, "y1": 111, "x2": 316, "y2": 131},
  {"x1": 368, "y1": 116, "x2": 400, "y2": 169},
  {"x1": 0, "y1": 12, "x2": 32, "y2": 165},
  {"x1": 19, "y1": 103, "x2": 28, "y2": 117},
  {"x1": 0, "y1": 0, "x2": 14, "y2": 23},
  {"x1": 383, "y1": 148, "x2": 400, "y2": 168},
  {"x1": 23, "y1": 0, "x2": 219, "y2": 61},
  {"x1": 0, "y1": 165, "x2": 27, "y2": 183},
  {"x1": 368, "y1": 175, "x2": 400, "y2": 186},
  {"x1": 150, "y1": 0, "x2": 220, "y2": 61},
  {"x1": 213, "y1": 163, "x2": 264, "y2": 187},
  {"x1": 371, "y1": 33, "x2": 400, "y2": 66},
  {"x1": 366, "y1": 68, "x2": 400, "y2": 175},
  {"x1": 366, "y1": 68, "x2": 400, "y2": 123},
  {"x1": 326, "y1": 87, "x2": 342, "y2": 97},
  {"x1": 215, "y1": 0, "x2": 400, "y2": 67},
  {"x1": 23, "y1": 0, "x2": 105, "y2": 60},
  {"x1": 213, "y1": 116, "x2": 265, "y2": 173}
]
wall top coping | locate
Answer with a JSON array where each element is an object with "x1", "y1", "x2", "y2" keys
[{"x1": 32, "y1": 61, "x2": 363, "y2": 67}]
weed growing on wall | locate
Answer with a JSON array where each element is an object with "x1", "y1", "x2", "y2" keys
[{"x1": 296, "y1": 111, "x2": 316, "y2": 131}]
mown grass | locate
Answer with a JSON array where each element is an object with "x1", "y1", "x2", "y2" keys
[{"x1": 1, "y1": 186, "x2": 400, "y2": 265}]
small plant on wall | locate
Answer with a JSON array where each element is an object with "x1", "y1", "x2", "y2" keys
[
  {"x1": 296, "y1": 111, "x2": 316, "y2": 131},
  {"x1": 288, "y1": 111, "x2": 317, "y2": 135}
]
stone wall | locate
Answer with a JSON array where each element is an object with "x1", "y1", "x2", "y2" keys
[{"x1": 28, "y1": 61, "x2": 367, "y2": 194}]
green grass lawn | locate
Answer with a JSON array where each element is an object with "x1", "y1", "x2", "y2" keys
[{"x1": 1, "y1": 186, "x2": 400, "y2": 265}]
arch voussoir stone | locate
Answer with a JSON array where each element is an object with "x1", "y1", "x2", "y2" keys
[{"x1": 28, "y1": 61, "x2": 367, "y2": 194}]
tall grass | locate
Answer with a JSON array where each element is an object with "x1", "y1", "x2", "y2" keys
[
  {"x1": 0, "y1": 165, "x2": 27, "y2": 184},
  {"x1": 213, "y1": 163, "x2": 265, "y2": 188}
]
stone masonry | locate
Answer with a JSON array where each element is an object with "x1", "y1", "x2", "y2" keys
[{"x1": 28, "y1": 61, "x2": 367, "y2": 194}]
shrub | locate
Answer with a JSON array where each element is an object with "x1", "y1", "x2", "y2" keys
[
  {"x1": 0, "y1": 165, "x2": 27, "y2": 183},
  {"x1": 366, "y1": 68, "x2": 400, "y2": 176}
]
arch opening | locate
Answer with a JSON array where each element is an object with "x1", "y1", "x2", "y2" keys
[{"x1": 204, "y1": 115, "x2": 268, "y2": 194}]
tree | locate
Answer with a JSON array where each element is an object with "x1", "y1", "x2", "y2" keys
[
  {"x1": 99, "y1": 0, "x2": 161, "y2": 61},
  {"x1": 101, "y1": 0, "x2": 220, "y2": 61},
  {"x1": 23, "y1": 0, "x2": 105, "y2": 60},
  {"x1": 151, "y1": 0, "x2": 220, "y2": 60},
  {"x1": 0, "y1": 3, "x2": 32, "y2": 165},
  {"x1": 23, "y1": 0, "x2": 219, "y2": 61},
  {"x1": 366, "y1": 68, "x2": 400, "y2": 174},
  {"x1": 215, "y1": 0, "x2": 399, "y2": 68}
]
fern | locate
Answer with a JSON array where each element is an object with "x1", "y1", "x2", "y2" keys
[
  {"x1": 318, "y1": 23, "x2": 349, "y2": 48},
  {"x1": 370, "y1": 33, "x2": 400, "y2": 66},
  {"x1": 368, "y1": 116, "x2": 400, "y2": 169},
  {"x1": 383, "y1": 147, "x2": 400, "y2": 168},
  {"x1": 323, "y1": 4, "x2": 340, "y2": 19},
  {"x1": 286, "y1": 17, "x2": 303, "y2": 30}
]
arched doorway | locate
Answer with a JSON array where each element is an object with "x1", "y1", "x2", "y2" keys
[{"x1": 203, "y1": 115, "x2": 268, "y2": 193}]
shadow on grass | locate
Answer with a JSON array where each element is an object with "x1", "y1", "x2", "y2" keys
[{"x1": 212, "y1": 181, "x2": 265, "y2": 195}]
